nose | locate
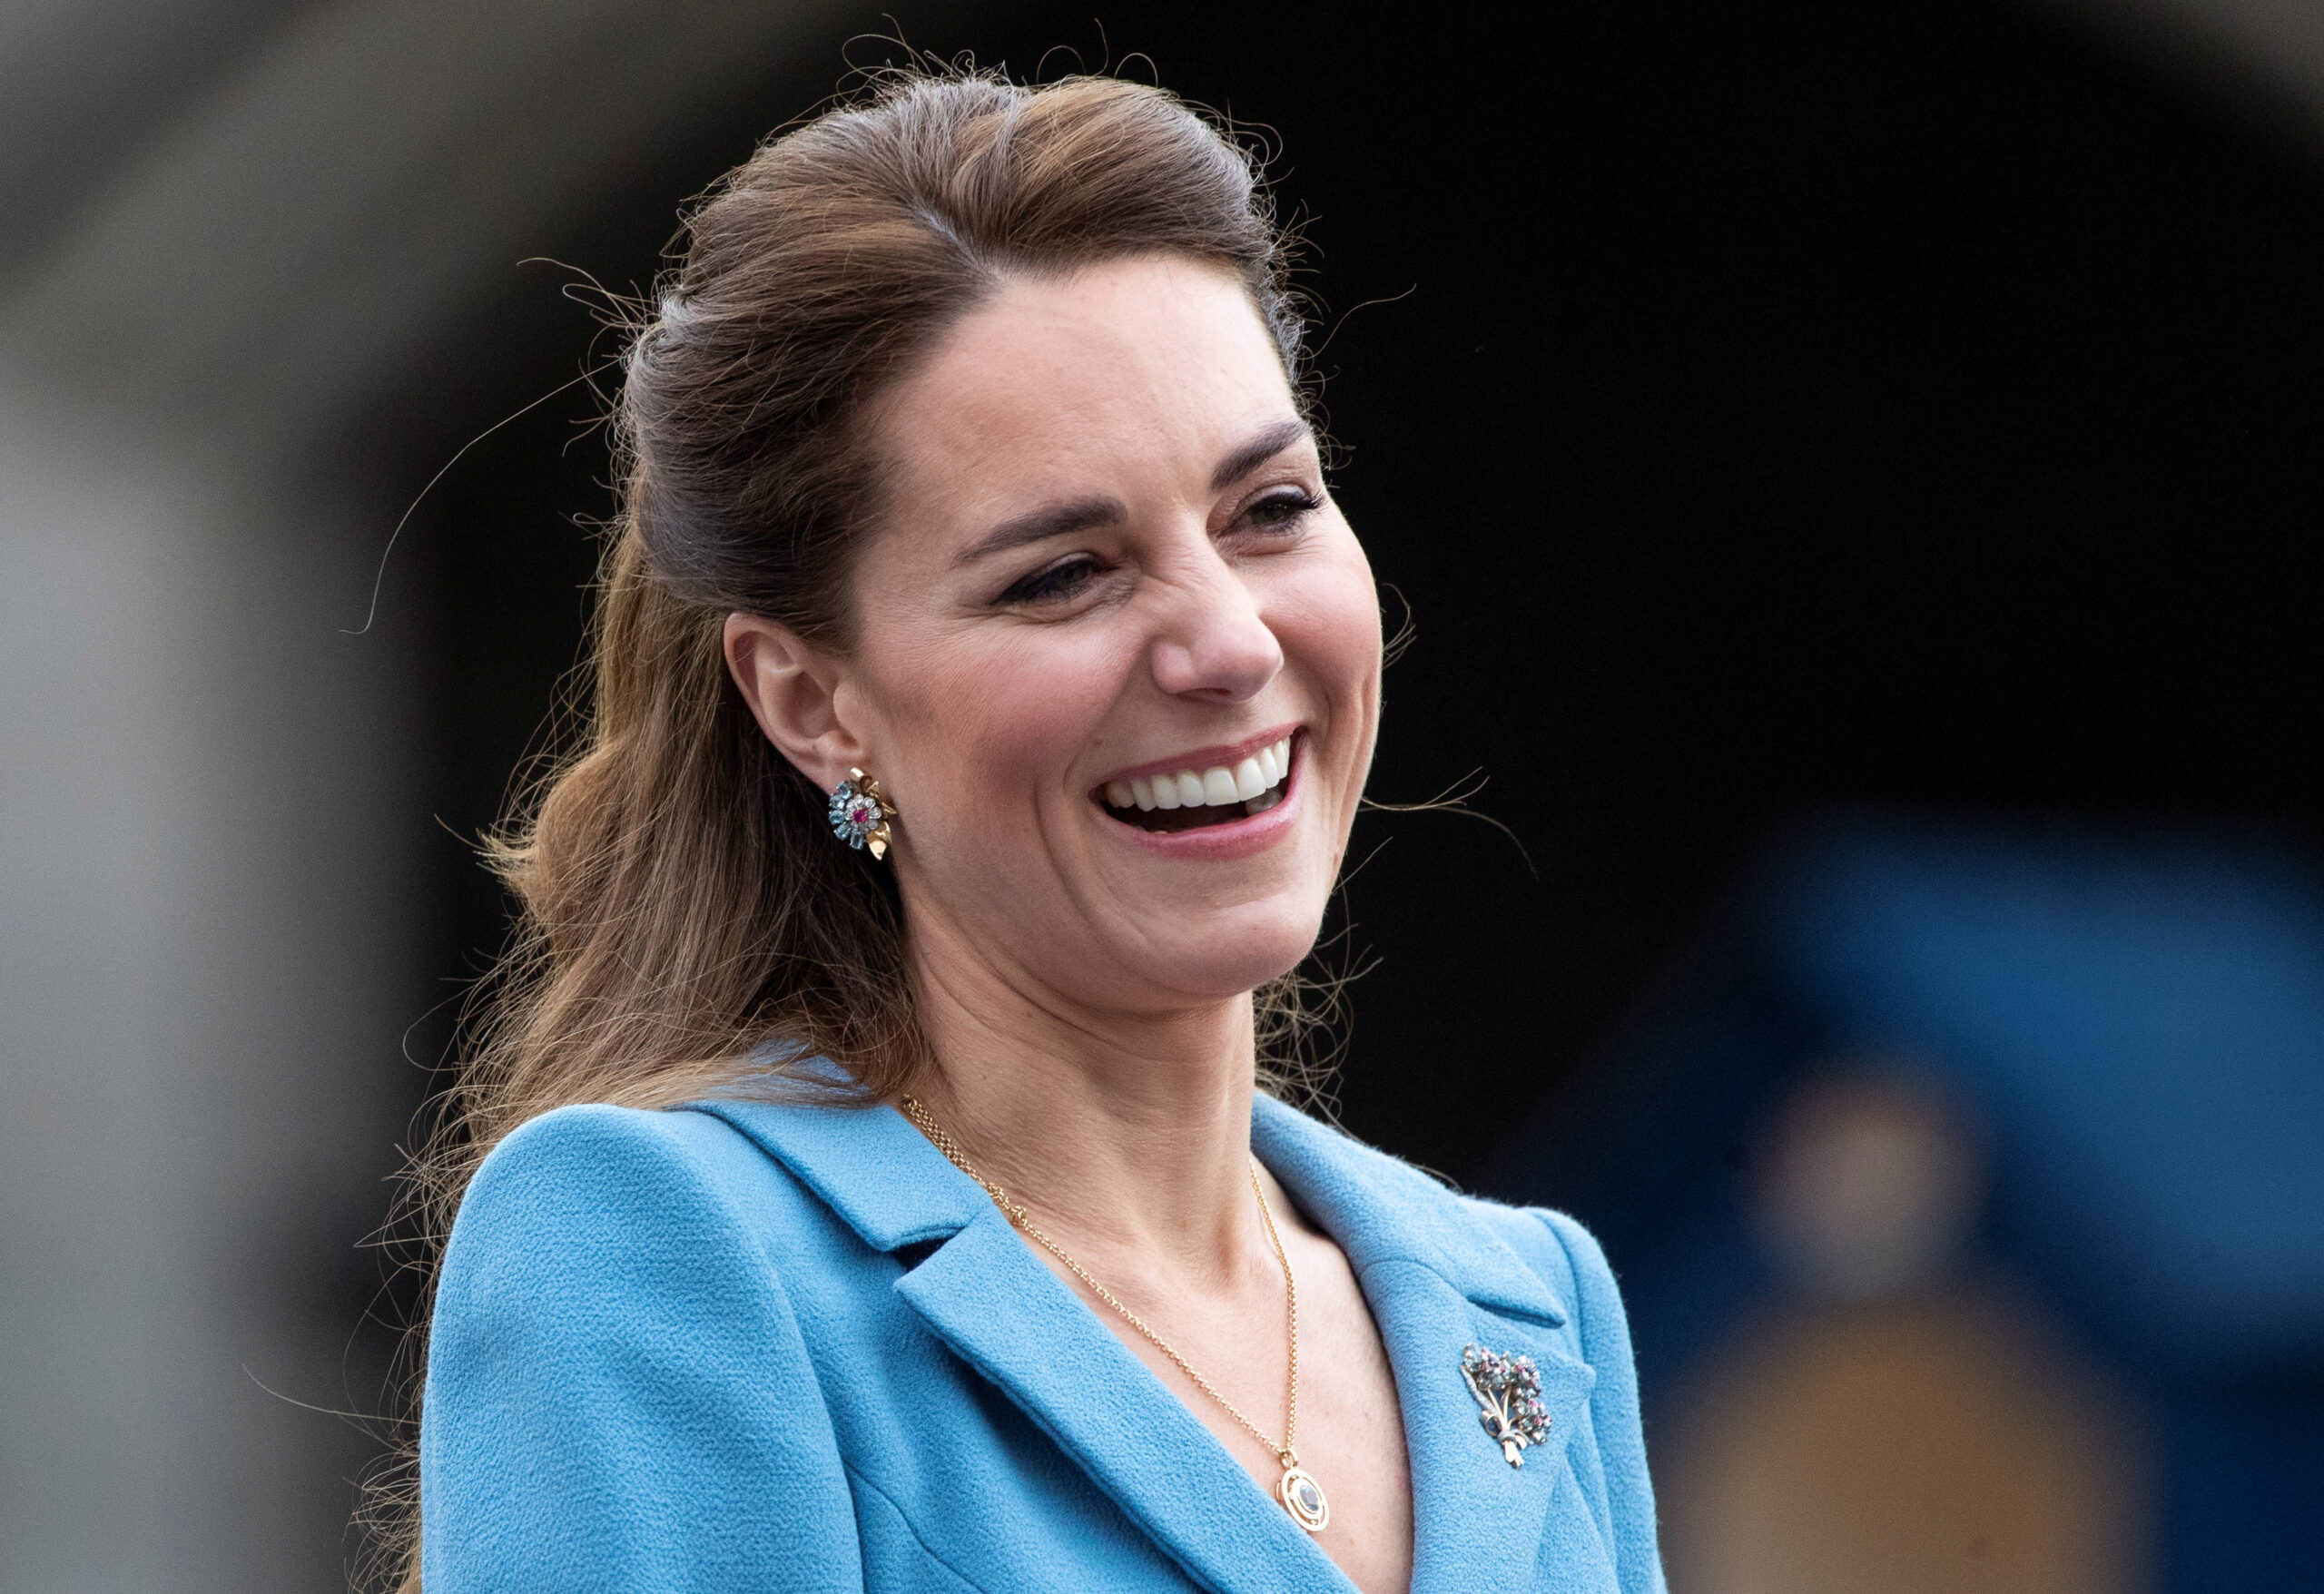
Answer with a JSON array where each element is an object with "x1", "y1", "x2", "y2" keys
[{"x1": 1148, "y1": 555, "x2": 1284, "y2": 704}]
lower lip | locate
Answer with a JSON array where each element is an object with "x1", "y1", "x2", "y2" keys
[{"x1": 1098, "y1": 735, "x2": 1306, "y2": 861}]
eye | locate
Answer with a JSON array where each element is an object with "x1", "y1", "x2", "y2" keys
[
  {"x1": 996, "y1": 555, "x2": 1101, "y2": 606},
  {"x1": 1239, "y1": 487, "x2": 1321, "y2": 534}
]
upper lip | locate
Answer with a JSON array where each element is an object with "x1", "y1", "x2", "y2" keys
[{"x1": 1093, "y1": 723, "x2": 1304, "y2": 790}]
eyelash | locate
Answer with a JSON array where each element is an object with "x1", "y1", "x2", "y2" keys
[
  {"x1": 1243, "y1": 486, "x2": 1321, "y2": 530},
  {"x1": 993, "y1": 487, "x2": 1322, "y2": 607},
  {"x1": 998, "y1": 558, "x2": 1101, "y2": 605}
]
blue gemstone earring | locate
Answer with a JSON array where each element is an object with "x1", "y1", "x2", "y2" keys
[{"x1": 828, "y1": 768, "x2": 895, "y2": 860}]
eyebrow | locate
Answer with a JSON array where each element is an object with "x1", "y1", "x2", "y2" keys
[
  {"x1": 955, "y1": 496, "x2": 1128, "y2": 566},
  {"x1": 952, "y1": 418, "x2": 1315, "y2": 568},
  {"x1": 1211, "y1": 418, "x2": 1314, "y2": 492}
]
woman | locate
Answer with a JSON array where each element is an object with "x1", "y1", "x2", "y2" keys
[{"x1": 415, "y1": 70, "x2": 1662, "y2": 1594}]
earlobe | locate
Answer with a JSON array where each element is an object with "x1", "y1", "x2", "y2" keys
[{"x1": 721, "y1": 612, "x2": 869, "y2": 792}]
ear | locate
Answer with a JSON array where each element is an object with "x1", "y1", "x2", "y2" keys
[{"x1": 723, "y1": 613, "x2": 870, "y2": 793}]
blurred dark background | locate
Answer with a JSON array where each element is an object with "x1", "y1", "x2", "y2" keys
[
  {"x1": 5, "y1": 1, "x2": 2319, "y2": 1589},
  {"x1": 392, "y1": 0, "x2": 2324, "y2": 1176}
]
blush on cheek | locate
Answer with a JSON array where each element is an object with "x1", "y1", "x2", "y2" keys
[
  {"x1": 1270, "y1": 556, "x2": 1383, "y2": 726},
  {"x1": 892, "y1": 640, "x2": 1118, "y2": 818},
  {"x1": 1264, "y1": 513, "x2": 1378, "y2": 640}
]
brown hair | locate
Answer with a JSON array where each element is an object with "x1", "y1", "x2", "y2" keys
[{"x1": 370, "y1": 66, "x2": 1315, "y2": 1589}]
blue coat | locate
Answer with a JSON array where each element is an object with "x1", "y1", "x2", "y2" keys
[{"x1": 421, "y1": 1089, "x2": 1666, "y2": 1593}]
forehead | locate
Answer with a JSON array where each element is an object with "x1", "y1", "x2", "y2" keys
[{"x1": 873, "y1": 255, "x2": 1299, "y2": 510}]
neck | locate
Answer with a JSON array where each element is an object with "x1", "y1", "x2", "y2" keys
[{"x1": 902, "y1": 910, "x2": 1264, "y2": 1284}]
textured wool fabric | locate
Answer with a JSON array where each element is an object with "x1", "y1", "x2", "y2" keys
[{"x1": 422, "y1": 1088, "x2": 1667, "y2": 1593}]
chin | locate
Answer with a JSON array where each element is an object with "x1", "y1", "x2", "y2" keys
[{"x1": 1135, "y1": 899, "x2": 1329, "y2": 1001}]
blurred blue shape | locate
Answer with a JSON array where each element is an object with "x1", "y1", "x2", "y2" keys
[
  {"x1": 1771, "y1": 819, "x2": 2324, "y2": 1372},
  {"x1": 1483, "y1": 811, "x2": 2324, "y2": 1594}
]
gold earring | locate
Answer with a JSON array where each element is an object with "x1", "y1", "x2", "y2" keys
[{"x1": 827, "y1": 768, "x2": 895, "y2": 860}]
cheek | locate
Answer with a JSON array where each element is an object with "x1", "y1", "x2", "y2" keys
[
  {"x1": 1270, "y1": 543, "x2": 1384, "y2": 709},
  {"x1": 878, "y1": 626, "x2": 1116, "y2": 800}
]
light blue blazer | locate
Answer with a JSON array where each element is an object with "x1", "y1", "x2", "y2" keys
[{"x1": 421, "y1": 1089, "x2": 1666, "y2": 1593}]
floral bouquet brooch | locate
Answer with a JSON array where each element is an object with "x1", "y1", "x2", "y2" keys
[{"x1": 1461, "y1": 1343, "x2": 1552, "y2": 1467}]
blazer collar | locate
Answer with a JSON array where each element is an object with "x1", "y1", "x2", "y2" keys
[
  {"x1": 697, "y1": 1091, "x2": 1596, "y2": 1594},
  {"x1": 699, "y1": 1092, "x2": 1350, "y2": 1591},
  {"x1": 703, "y1": 1085, "x2": 988, "y2": 1248},
  {"x1": 1251, "y1": 1097, "x2": 1599, "y2": 1593},
  {"x1": 1247, "y1": 1095, "x2": 1568, "y2": 1329}
]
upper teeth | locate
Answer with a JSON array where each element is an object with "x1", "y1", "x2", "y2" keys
[{"x1": 1103, "y1": 737, "x2": 1295, "y2": 812}]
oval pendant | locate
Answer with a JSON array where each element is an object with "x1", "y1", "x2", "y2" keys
[{"x1": 1278, "y1": 1464, "x2": 1330, "y2": 1533}]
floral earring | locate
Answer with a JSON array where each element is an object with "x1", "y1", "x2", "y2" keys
[{"x1": 828, "y1": 768, "x2": 895, "y2": 860}]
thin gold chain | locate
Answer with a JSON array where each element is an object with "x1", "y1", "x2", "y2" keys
[{"x1": 898, "y1": 1095, "x2": 1301, "y2": 1466}]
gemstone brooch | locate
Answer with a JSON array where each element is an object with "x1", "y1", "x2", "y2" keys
[{"x1": 1461, "y1": 1344, "x2": 1552, "y2": 1467}]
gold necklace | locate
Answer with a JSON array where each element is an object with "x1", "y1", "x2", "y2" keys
[{"x1": 898, "y1": 1096, "x2": 1331, "y2": 1533}]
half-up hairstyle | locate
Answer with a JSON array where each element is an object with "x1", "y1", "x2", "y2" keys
[{"x1": 372, "y1": 67, "x2": 1309, "y2": 1591}]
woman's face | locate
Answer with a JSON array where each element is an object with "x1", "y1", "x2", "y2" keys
[{"x1": 765, "y1": 254, "x2": 1380, "y2": 1013}]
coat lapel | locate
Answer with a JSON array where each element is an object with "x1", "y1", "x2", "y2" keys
[
  {"x1": 702, "y1": 1090, "x2": 1598, "y2": 1594},
  {"x1": 897, "y1": 1216, "x2": 1355, "y2": 1593},
  {"x1": 1253, "y1": 1097, "x2": 1599, "y2": 1594},
  {"x1": 699, "y1": 1095, "x2": 1354, "y2": 1594}
]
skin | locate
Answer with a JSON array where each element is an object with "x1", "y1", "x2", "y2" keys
[{"x1": 724, "y1": 254, "x2": 1407, "y2": 1592}]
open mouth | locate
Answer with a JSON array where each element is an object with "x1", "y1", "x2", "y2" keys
[{"x1": 1095, "y1": 733, "x2": 1296, "y2": 833}]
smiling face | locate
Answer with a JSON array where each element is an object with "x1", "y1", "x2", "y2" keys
[{"x1": 736, "y1": 254, "x2": 1382, "y2": 1017}]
